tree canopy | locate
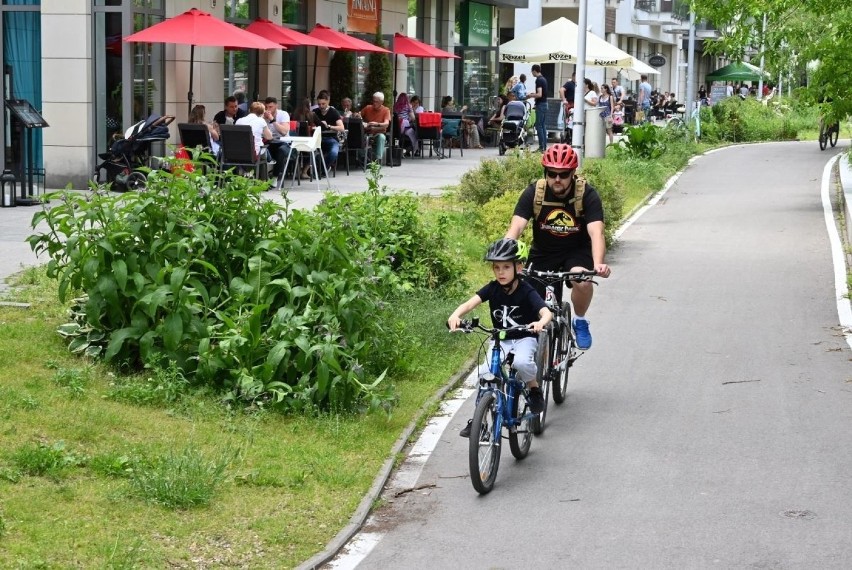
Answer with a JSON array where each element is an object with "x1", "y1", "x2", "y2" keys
[{"x1": 693, "y1": 0, "x2": 852, "y2": 121}]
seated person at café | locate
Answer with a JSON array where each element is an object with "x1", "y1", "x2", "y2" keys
[
  {"x1": 355, "y1": 91, "x2": 391, "y2": 164},
  {"x1": 310, "y1": 90, "x2": 345, "y2": 175},
  {"x1": 188, "y1": 104, "x2": 221, "y2": 155},
  {"x1": 236, "y1": 101, "x2": 287, "y2": 182},
  {"x1": 410, "y1": 95, "x2": 425, "y2": 114},
  {"x1": 263, "y1": 97, "x2": 290, "y2": 136},
  {"x1": 394, "y1": 92, "x2": 419, "y2": 157},
  {"x1": 340, "y1": 97, "x2": 354, "y2": 118},
  {"x1": 214, "y1": 95, "x2": 248, "y2": 125}
]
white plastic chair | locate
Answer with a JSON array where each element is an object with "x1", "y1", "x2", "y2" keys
[{"x1": 280, "y1": 128, "x2": 330, "y2": 191}]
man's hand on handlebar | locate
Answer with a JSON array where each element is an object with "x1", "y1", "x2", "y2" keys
[{"x1": 595, "y1": 263, "x2": 611, "y2": 278}]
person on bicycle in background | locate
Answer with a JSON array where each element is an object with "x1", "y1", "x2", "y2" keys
[
  {"x1": 448, "y1": 238, "x2": 552, "y2": 437},
  {"x1": 505, "y1": 143, "x2": 611, "y2": 351}
]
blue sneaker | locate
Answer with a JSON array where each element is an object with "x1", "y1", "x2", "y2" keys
[{"x1": 573, "y1": 319, "x2": 592, "y2": 350}]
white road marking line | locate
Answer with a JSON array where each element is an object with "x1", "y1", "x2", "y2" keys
[{"x1": 820, "y1": 153, "x2": 852, "y2": 350}]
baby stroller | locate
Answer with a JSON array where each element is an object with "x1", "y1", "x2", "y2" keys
[
  {"x1": 498, "y1": 100, "x2": 531, "y2": 155},
  {"x1": 95, "y1": 114, "x2": 174, "y2": 191}
]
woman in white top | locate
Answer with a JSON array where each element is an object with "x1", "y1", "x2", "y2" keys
[
  {"x1": 583, "y1": 78, "x2": 599, "y2": 108},
  {"x1": 236, "y1": 102, "x2": 274, "y2": 157}
]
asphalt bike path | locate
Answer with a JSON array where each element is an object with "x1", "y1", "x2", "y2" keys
[{"x1": 328, "y1": 142, "x2": 852, "y2": 568}]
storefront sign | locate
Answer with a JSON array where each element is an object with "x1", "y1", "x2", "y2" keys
[
  {"x1": 348, "y1": 0, "x2": 381, "y2": 35},
  {"x1": 461, "y1": 2, "x2": 492, "y2": 47},
  {"x1": 648, "y1": 54, "x2": 667, "y2": 68}
]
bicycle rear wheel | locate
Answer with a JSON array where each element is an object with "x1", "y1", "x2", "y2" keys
[
  {"x1": 531, "y1": 330, "x2": 550, "y2": 435},
  {"x1": 830, "y1": 124, "x2": 839, "y2": 147},
  {"x1": 552, "y1": 302, "x2": 574, "y2": 404},
  {"x1": 469, "y1": 391, "x2": 502, "y2": 494},
  {"x1": 508, "y1": 388, "x2": 533, "y2": 459}
]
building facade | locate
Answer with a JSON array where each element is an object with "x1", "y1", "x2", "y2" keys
[{"x1": 1, "y1": 0, "x2": 718, "y2": 190}]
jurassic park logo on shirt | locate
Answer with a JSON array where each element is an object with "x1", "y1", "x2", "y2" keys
[{"x1": 539, "y1": 207, "x2": 579, "y2": 236}]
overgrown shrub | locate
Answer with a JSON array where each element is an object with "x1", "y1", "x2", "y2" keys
[
  {"x1": 28, "y1": 165, "x2": 462, "y2": 413},
  {"x1": 454, "y1": 151, "x2": 543, "y2": 206},
  {"x1": 610, "y1": 123, "x2": 666, "y2": 159},
  {"x1": 701, "y1": 96, "x2": 805, "y2": 143}
]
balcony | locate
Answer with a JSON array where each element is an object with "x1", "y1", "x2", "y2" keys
[
  {"x1": 632, "y1": 0, "x2": 689, "y2": 26},
  {"x1": 662, "y1": 20, "x2": 720, "y2": 38}
]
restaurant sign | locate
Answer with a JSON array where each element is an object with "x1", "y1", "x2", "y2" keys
[
  {"x1": 461, "y1": 1, "x2": 492, "y2": 47},
  {"x1": 348, "y1": 0, "x2": 381, "y2": 35}
]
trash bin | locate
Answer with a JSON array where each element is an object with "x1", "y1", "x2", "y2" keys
[{"x1": 584, "y1": 106, "x2": 606, "y2": 158}]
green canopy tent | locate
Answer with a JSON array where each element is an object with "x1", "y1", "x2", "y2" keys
[{"x1": 706, "y1": 61, "x2": 768, "y2": 83}]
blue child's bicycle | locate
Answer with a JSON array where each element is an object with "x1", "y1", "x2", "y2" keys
[{"x1": 456, "y1": 318, "x2": 540, "y2": 494}]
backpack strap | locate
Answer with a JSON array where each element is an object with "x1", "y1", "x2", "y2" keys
[{"x1": 532, "y1": 177, "x2": 586, "y2": 219}]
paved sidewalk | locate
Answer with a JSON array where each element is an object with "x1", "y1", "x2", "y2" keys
[{"x1": 0, "y1": 147, "x2": 498, "y2": 292}]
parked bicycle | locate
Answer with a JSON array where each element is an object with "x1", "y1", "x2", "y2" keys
[
  {"x1": 523, "y1": 268, "x2": 598, "y2": 434},
  {"x1": 454, "y1": 319, "x2": 541, "y2": 494},
  {"x1": 818, "y1": 118, "x2": 839, "y2": 151}
]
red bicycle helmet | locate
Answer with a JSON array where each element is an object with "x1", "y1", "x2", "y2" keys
[{"x1": 541, "y1": 143, "x2": 579, "y2": 170}]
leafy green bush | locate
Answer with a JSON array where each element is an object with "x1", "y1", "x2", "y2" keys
[
  {"x1": 454, "y1": 152, "x2": 543, "y2": 206},
  {"x1": 701, "y1": 96, "x2": 806, "y2": 143},
  {"x1": 10, "y1": 440, "x2": 87, "y2": 479},
  {"x1": 477, "y1": 189, "x2": 531, "y2": 245},
  {"x1": 611, "y1": 123, "x2": 666, "y2": 159}
]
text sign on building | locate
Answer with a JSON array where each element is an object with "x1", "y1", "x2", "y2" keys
[
  {"x1": 348, "y1": 0, "x2": 382, "y2": 35},
  {"x1": 648, "y1": 54, "x2": 667, "y2": 68},
  {"x1": 461, "y1": 1, "x2": 492, "y2": 47}
]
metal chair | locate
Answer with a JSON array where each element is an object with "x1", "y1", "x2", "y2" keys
[
  {"x1": 415, "y1": 112, "x2": 443, "y2": 158},
  {"x1": 177, "y1": 123, "x2": 213, "y2": 152}
]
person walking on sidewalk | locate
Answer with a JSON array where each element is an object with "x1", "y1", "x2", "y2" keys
[{"x1": 504, "y1": 144, "x2": 611, "y2": 350}]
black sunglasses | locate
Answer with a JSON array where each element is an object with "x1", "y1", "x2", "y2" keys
[{"x1": 545, "y1": 170, "x2": 572, "y2": 180}]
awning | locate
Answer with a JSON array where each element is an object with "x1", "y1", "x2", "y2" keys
[
  {"x1": 307, "y1": 24, "x2": 390, "y2": 53},
  {"x1": 392, "y1": 33, "x2": 458, "y2": 59},
  {"x1": 245, "y1": 18, "x2": 334, "y2": 48}
]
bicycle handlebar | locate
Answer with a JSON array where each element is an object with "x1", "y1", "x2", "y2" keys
[
  {"x1": 522, "y1": 267, "x2": 599, "y2": 286},
  {"x1": 450, "y1": 318, "x2": 532, "y2": 337}
]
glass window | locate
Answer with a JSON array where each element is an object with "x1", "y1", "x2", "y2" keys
[
  {"x1": 458, "y1": 48, "x2": 497, "y2": 113},
  {"x1": 280, "y1": 48, "x2": 303, "y2": 113},
  {"x1": 131, "y1": 12, "x2": 163, "y2": 123},
  {"x1": 94, "y1": 0, "x2": 123, "y2": 5},
  {"x1": 3, "y1": 7, "x2": 42, "y2": 170},
  {"x1": 94, "y1": 11, "x2": 123, "y2": 154},
  {"x1": 3, "y1": 0, "x2": 40, "y2": 5},
  {"x1": 225, "y1": 0, "x2": 254, "y2": 101},
  {"x1": 281, "y1": 0, "x2": 304, "y2": 27}
]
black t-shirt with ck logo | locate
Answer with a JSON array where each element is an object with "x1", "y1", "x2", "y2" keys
[
  {"x1": 476, "y1": 279, "x2": 546, "y2": 339},
  {"x1": 513, "y1": 180, "x2": 605, "y2": 256}
]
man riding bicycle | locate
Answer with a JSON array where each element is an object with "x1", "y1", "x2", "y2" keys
[{"x1": 505, "y1": 144, "x2": 611, "y2": 350}]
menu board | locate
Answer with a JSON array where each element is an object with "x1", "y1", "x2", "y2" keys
[{"x1": 5, "y1": 99, "x2": 48, "y2": 128}]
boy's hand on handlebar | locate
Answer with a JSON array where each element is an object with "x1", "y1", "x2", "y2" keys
[
  {"x1": 447, "y1": 316, "x2": 462, "y2": 331},
  {"x1": 595, "y1": 263, "x2": 611, "y2": 278}
]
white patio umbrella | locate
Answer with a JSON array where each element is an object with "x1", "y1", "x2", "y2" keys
[
  {"x1": 500, "y1": 16, "x2": 659, "y2": 78},
  {"x1": 611, "y1": 57, "x2": 660, "y2": 81}
]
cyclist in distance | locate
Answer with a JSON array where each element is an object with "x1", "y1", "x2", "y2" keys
[
  {"x1": 448, "y1": 238, "x2": 552, "y2": 437},
  {"x1": 505, "y1": 143, "x2": 611, "y2": 350}
]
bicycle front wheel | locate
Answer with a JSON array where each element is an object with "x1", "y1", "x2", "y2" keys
[
  {"x1": 819, "y1": 123, "x2": 828, "y2": 150},
  {"x1": 531, "y1": 330, "x2": 550, "y2": 435},
  {"x1": 508, "y1": 388, "x2": 533, "y2": 459},
  {"x1": 830, "y1": 124, "x2": 839, "y2": 147},
  {"x1": 469, "y1": 391, "x2": 502, "y2": 494},
  {"x1": 552, "y1": 302, "x2": 574, "y2": 404}
]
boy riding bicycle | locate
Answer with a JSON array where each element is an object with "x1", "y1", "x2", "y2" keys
[{"x1": 448, "y1": 238, "x2": 552, "y2": 437}]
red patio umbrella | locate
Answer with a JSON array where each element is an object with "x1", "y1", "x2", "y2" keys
[
  {"x1": 124, "y1": 8, "x2": 282, "y2": 116},
  {"x1": 246, "y1": 18, "x2": 334, "y2": 49},
  {"x1": 307, "y1": 24, "x2": 390, "y2": 101},
  {"x1": 391, "y1": 33, "x2": 458, "y2": 99}
]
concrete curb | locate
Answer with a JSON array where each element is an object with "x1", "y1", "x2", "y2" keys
[
  {"x1": 839, "y1": 153, "x2": 852, "y2": 245},
  {"x1": 295, "y1": 357, "x2": 477, "y2": 570}
]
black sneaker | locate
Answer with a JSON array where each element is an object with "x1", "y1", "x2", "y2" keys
[
  {"x1": 528, "y1": 388, "x2": 545, "y2": 415},
  {"x1": 459, "y1": 419, "x2": 473, "y2": 438}
]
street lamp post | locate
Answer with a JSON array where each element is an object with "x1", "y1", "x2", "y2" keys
[{"x1": 571, "y1": 0, "x2": 589, "y2": 166}]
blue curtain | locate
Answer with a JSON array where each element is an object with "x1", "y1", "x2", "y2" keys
[{"x1": 3, "y1": 0, "x2": 42, "y2": 170}]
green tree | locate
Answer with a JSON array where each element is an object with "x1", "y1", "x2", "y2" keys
[
  {"x1": 329, "y1": 50, "x2": 356, "y2": 109},
  {"x1": 362, "y1": 28, "x2": 393, "y2": 108},
  {"x1": 692, "y1": 0, "x2": 852, "y2": 122}
]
